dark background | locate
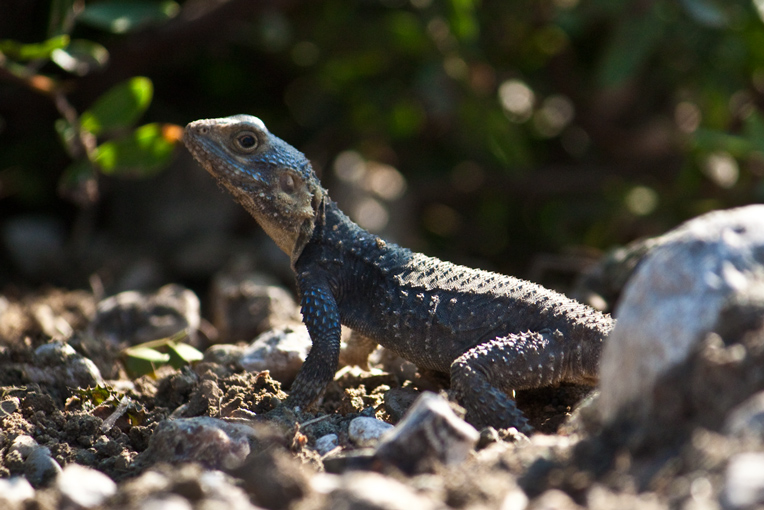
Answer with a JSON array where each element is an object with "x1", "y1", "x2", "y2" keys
[{"x1": 1, "y1": 0, "x2": 763, "y2": 296}]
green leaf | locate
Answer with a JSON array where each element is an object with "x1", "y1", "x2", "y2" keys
[
  {"x1": 166, "y1": 342, "x2": 204, "y2": 369},
  {"x1": 0, "y1": 35, "x2": 69, "y2": 60},
  {"x1": 51, "y1": 39, "x2": 109, "y2": 76},
  {"x1": 78, "y1": 1, "x2": 180, "y2": 34},
  {"x1": 80, "y1": 77, "x2": 153, "y2": 135},
  {"x1": 94, "y1": 123, "x2": 181, "y2": 177},
  {"x1": 122, "y1": 346, "x2": 171, "y2": 377}
]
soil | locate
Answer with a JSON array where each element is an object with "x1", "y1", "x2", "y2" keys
[{"x1": 1, "y1": 285, "x2": 763, "y2": 510}]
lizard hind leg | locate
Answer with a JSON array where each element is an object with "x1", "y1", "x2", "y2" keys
[{"x1": 450, "y1": 330, "x2": 568, "y2": 433}]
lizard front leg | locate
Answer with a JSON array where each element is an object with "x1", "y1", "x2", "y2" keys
[{"x1": 286, "y1": 273, "x2": 342, "y2": 410}]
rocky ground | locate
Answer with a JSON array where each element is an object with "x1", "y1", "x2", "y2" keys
[{"x1": 1, "y1": 206, "x2": 764, "y2": 510}]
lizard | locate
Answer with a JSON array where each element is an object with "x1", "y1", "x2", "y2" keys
[{"x1": 183, "y1": 114, "x2": 615, "y2": 432}]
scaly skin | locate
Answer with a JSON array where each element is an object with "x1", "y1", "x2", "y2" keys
[{"x1": 184, "y1": 115, "x2": 615, "y2": 432}]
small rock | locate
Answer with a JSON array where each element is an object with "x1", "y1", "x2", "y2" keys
[
  {"x1": 0, "y1": 477, "x2": 35, "y2": 505},
  {"x1": 315, "y1": 434, "x2": 339, "y2": 456},
  {"x1": 0, "y1": 397, "x2": 21, "y2": 419},
  {"x1": 375, "y1": 392, "x2": 479, "y2": 474},
  {"x1": 88, "y1": 284, "x2": 200, "y2": 346},
  {"x1": 137, "y1": 416, "x2": 258, "y2": 470},
  {"x1": 324, "y1": 471, "x2": 442, "y2": 510},
  {"x1": 384, "y1": 387, "x2": 422, "y2": 422},
  {"x1": 9, "y1": 435, "x2": 39, "y2": 458},
  {"x1": 599, "y1": 205, "x2": 764, "y2": 420},
  {"x1": 722, "y1": 452, "x2": 764, "y2": 509},
  {"x1": 724, "y1": 391, "x2": 764, "y2": 439},
  {"x1": 118, "y1": 463, "x2": 261, "y2": 510},
  {"x1": 501, "y1": 487, "x2": 529, "y2": 510},
  {"x1": 238, "y1": 326, "x2": 312, "y2": 386},
  {"x1": 531, "y1": 489, "x2": 581, "y2": 510},
  {"x1": 211, "y1": 272, "x2": 300, "y2": 343},
  {"x1": 204, "y1": 344, "x2": 246, "y2": 366},
  {"x1": 348, "y1": 417, "x2": 393, "y2": 447},
  {"x1": 24, "y1": 446, "x2": 62, "y2": 487},
  {"x1": 57, "y1": 463, "x2": 117, "y2": 508},
  {"x1": 24, "y1": 341, "x2": 103, "y2": 388},
  {"x1": 232, "y1": 447, "x2": 310, "y2": 510}
]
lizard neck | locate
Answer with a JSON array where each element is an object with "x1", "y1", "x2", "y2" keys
[{"x1": 296, "y1": 196, "x2": 408, "y2": 273}]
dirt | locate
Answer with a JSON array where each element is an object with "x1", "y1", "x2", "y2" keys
[{"x1": 1, "y1": 286, "x2": 763, "y2": 510}]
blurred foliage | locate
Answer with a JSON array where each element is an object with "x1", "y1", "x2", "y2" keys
[{"x1": 1, "y1": 0, "x2": 763, "y2": 278}]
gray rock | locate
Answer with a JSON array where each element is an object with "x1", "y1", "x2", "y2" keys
[
  {"x1": 319, "y1": 471, "x2": 443, "y2": 510},
  {"x1": 9, "y1": 435, "x2": 39, "y2": 458},
  {"x1": 723, "y1": 391, "x2": 764, "y2": 439},
  {"x1": 375, "y1": 392, "x2": 479, "y2": 474},
  {"x1": 117, "y1": 464, "x2": 262, "y2": 510},
  {"x1": 722, "y1": 452, "x2": 764, "y2": 509},
  {"x1": 532, "y1": 489, "x2": 581, "y2": 510},
  {"x1": 599, "y1": 205, "x2": 764, "y2": 420},
  {"x1": 348, "y1": 417, "x2": 393, "y2": 447},
  {"x1": 137, "y1": 417, "x2": 258, "y2": 470},
  {"x1": 57, "y1": 463, "x2": 117, "y2": 508},
  {"x1": 315, "y1": 434, "x2": 339, "y2": 456},
  {"x1": 24, "y1": 341, "x2": 103, "y2": 388},
  {"x1": 88, "y1": 284, "x2": 200, "y2": 347},
  {"x1": 204, "y1": 344, "x2": 246, "y2": 366},
  {"x1": 0, "y1": 397, "x2": 20, "y2": 418},
  {"x1": 211, "y1": 272, "x2": 300, "y2": 343},
  {"x1": 238, "y1": 326, "x2": 312, "y2": 386},
  {"x1": 24, "y1": 446, "x2": 62, "y2": 487},
  {"x1": 0, "y1": 477, "x2": 35, "y2": 506}
]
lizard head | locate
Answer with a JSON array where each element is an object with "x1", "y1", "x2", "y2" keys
[{"x1": 184, "y1": 115, "x2": 324, "y2": 265}]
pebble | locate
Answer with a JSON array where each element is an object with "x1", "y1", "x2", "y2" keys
[
  {"x1": 57, "y1": 463, "x2": 117, "y2": 508},
  {"x1": 238, "y1": 326, "x2": 312, "y2": 386},
  {"x1": 348, "y1": 417, "x2": 393, "y2": 447},
  {"x1": 119, "y1": 464, "x2": 261, "y2": 510},
  {"x1": 24, "y1": 446, "x2": 62, "y2": 487},
  {"x1": 322, "y1": 471, "x2": 441, "y2": 510},
  {"x1": 8, "y1": 434, "x2": 63, "y2": 487},
  {"x1": 9, "y1": 435, "x2": 39, "y2": 458},
  {"x1": 599, "y1": 205, "x2": 764, "y2": 420},
  {"x1": 315, "y1": 433, "x2": 340, "y2": 456},
  {"x1": 88, "y1": 284, "x2": 200, "y2": 346},
  {"x1": 722, "y1": 452, "x2": 764, "y2": 509},
  {"x1": 532, "y1": 489, "x2": 581, "y2": 510},
  {"x1": 0, "y1": 477, "x2": 35, "y2": 505},
  {"x1": 375, "y1": 392, "x2": 479, "y2": 474},
  {"x1": 211, "y1": 272, "x2": 300, "y2": 343},
  {"x1": 723, "y1": 391, "x2": 764, "y2": 439},
  {"x1": 25, "y1": 341, "x2": 103, "y2": 388},
  {"x1": 137, "y1": 416, "x2": 258, "y2": 470}
]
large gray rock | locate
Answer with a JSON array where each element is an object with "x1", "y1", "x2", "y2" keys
[
  {"x1": 238, "y1": 326, "x2": 312, "y2": 386},
  {"x1": 375, "y1": 392, "x2": 479, "y2": 474},
  {"x1": 599, "y1": 205, "x2": 764, "y2": 420}
]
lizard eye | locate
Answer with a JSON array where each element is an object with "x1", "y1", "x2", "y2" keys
[
  {"x1": 280, "y1": 173, "x2": 296, "y2": 193},
  {"x1": 233, "y1": 131, "x2": 258, "y2": 152}
]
